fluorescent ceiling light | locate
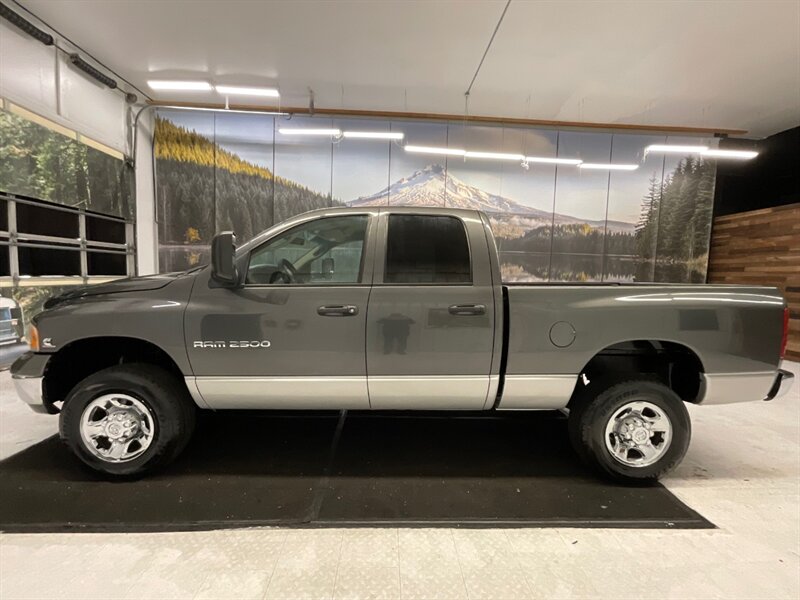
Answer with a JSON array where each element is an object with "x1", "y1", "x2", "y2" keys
[
  {"x1": 279, "y1": 128, "x2": 341, "y2": 136},
  {"x1": 148, "y1": 80, "x2": 212, "y2": 91},
  {"x1": 580, "y1": 163, "x2": 639, "y2": 171},
  {"x1": 701, "y1": 149, "x2": 758, "y2": 160},
  {"x1": 215, "y1": 85, "x2": 279, "y2": 97},
  {"x1": 465, "y1": 151, "x2": 524, "y2": 161},
  {"x1": 525, "y1": 156, "x2": 583, "y2": 166},
  {"x1": 646, "y1": 144, "x2": 708, "y2": 154},
  {"x1": 404, "y1": 145, "x2": 465, "y2": 156},
  {"x1": 157, "y1": 105, "x2": 287, "y2": 116},
  {"x1": 342, "y1": 131, "x2": 404, "y2": 140}
]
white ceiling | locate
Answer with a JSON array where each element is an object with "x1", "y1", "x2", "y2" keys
[{"x1": 16, "y1": 0, "x2": 800, "y2": 137}]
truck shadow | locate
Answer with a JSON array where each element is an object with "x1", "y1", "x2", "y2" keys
[{"x1": 180, "y1": 410, "x2": 580, "y2": 478}]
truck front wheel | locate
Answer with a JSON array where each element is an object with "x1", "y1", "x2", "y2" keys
[
  {"x1": 568, "y1": 379, "x2": 691, "y2": 483},
  {"x1": 59, "y1": 364, "x2": 196, "y2": 477}
]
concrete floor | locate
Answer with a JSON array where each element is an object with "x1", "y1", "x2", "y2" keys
[{"x1": 0, "y1": 362, "x2": 798, "y2": 599}]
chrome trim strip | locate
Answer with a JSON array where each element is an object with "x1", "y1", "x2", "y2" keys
[
  {"x1": 699, "y1": 372, "x2": 777, "y2": 405},
  {"x1": 11, "y1": 375, "x2": 46, "y2": 413},
  {"x1": 369, "y1": 376, "x2": 490, "y2": 409},
  {"x1": 192, "y1": 376, "x2": 369, "y2": 409},
  {"x1": 497, "y1": 375, "x2": 579, "y2": 410}
]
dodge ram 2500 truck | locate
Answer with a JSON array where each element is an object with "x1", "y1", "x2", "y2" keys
[{"x1": 11, "y1": 207, "x2": 794, "y2": 482}]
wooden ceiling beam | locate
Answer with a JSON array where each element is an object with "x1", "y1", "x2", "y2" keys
[{"x1": 146, "y1": 100, "x2": 748, "y2": 137}]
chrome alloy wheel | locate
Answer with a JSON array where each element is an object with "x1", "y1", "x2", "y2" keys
[
  {"x1": 604, "y1": 400, "x2": 672, "y2": 467},
  {"x1": 79, "y1": 394, "x2": 156, "y2": 463}
]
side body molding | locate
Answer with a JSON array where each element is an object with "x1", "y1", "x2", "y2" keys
[
  {"x1": 497, "y1": 375, "x2": 579, "y2": 410},
  {"x1": 189, "y1": 376, "x2": 370, "y2": 409}
]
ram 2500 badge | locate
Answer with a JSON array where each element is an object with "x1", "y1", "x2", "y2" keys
[{"x1": 11, "y1": 207, "x2": 794, "y2": 482}]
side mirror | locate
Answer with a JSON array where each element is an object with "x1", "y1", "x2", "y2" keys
[{"x1": 211, "y1": 231, "x2": 238, "y2": 286}]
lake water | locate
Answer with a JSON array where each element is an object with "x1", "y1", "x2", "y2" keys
[{"x1": 499, "y1": 252, "x2": 706, "y2": 283}]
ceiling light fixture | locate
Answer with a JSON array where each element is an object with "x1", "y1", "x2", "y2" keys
[
  {"x1": 215, "y1": 85, "x2": 280, "y2": 97},
  {"x1": 646, "y1": 144, "x2": 709, "y2": 154},
  {"x1": 404, "y1": 145, "x2": 466, "y2": 156},
  {"x1": 278, "y1": 128, "x2": 341, "y2": 136},
  {"x1": 157, "y1": 105, "x2": 287, "y2": 116},
  {"x1": 525, "y1": 156, "x2": 583, "y2": 166},
  {"x1": 580, "y1": 163, "x2": 639, "y2": 171},
  {"x1": 465, "y1": 151, "x2": 525, "y2": 161},
  {"x1": 342, "y1": 131, "x2": 404, "y2": 140},
  {"x1": 700, "y1": 149, "x2": 758, "y2": 160},
  {"x1": 148, "y1": 80, "x2": 212, "y2": 91}
]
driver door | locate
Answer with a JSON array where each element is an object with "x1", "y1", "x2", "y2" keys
[{"x1": 184, "y1": 212, "x2": 376, "y2": 409}]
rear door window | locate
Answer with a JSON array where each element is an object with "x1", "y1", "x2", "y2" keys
[{"x1": 384, "y1": 215, "x2": 471, "y2": 284}]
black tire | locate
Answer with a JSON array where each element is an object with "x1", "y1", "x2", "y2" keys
[
  {"x1": 568, "y1": 379, "x2": 691, "y2": 483},
  {"x1": 59, "y1": 364, "x2": 196, "y2": 478}
]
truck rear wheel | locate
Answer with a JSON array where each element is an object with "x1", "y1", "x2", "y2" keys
[
  {"x1": 59, "y1": 364, "x2": 196, "y2": 477},
  {"x1": 568, "y1": 379, "x2": 690, "y2": 483}
]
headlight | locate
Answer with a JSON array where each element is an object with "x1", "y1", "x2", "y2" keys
[{"x1": 29, "y1": 324, "x2": 40, "y2": 352}]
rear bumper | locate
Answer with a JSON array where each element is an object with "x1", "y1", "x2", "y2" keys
[
  {"x1": 699, "y1": 369, "x2": 795, "y2": 405},
  {"x1": 765, "y1": 369, "x2": 795, "y2": 401}
]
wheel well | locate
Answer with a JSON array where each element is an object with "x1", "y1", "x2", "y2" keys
[
  {"x1": 43, "y1": 337, "x2": 186, "y2": 407},
  {"x1": 573, "y1": 340, "x2": 705, "y2": 405}
]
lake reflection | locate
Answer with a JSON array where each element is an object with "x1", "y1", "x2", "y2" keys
[{"x1": 499, "y1": 252, "x2": 706, "y2": 283}]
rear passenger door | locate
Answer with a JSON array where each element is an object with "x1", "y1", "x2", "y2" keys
[{"x1": 366, "y1": 211, "x2": 496, "y2": 409}]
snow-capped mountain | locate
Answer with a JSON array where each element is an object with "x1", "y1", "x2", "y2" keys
[{"x1": 348, "y1": 164, "x2": 635, "y2": 233}]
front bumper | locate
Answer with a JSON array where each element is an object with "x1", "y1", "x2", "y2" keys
[
  {"x1": 12, "y1": 375, "x2": 49, "y2": 413},
  {"x1": 10, "y1": 352, "x2": 56, "y2": 414},
  {"x1": 765, "y1": 369, "x2": 795, "y2": 401}
]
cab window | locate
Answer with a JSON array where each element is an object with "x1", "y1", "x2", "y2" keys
[{"x1": 246, "y1": 215, "x2": 368, "y2": 285}]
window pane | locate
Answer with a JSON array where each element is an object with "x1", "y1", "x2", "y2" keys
[
  {"x1": 86, "y1": 215, "x2": 126, "y2": 244},
  {"x1": 87, "y1": 251, "x2": 127, "y2": 276},
  {"x1": 16, "y1": 202, "x2": 79, "y2": 239},
  {"x1": 385, "y1": 215, "x2": 471, "y2": 284},
  {"x1": 0, "y1": 199, "x2": 8, "y2": 232},
  {"x1": 247, "y1": 215, "x2": 368, "y2": 285},
  {"x1": 0, "y1": 245, "x2": 9, "y2": 276},
  {"x1": 18, "y1": 246, "x2": 81, "y2": 276}
]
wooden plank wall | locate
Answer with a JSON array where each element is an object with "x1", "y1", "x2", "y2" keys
[{"x1": 707, "y1": 202, "x2": 800, "y2": 361}]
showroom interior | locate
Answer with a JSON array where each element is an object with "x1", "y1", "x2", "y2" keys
[{"x1": 0, "y1": 0, "x2": 798, "y2": 598}]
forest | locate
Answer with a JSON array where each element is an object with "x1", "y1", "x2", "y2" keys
[
  {"x1": 635, "y1": 156, "x2": 714, "y2": 274},
  {"x1": 155, "y1": 116, "x2": 335, "y2": 265},
  {"x1": 497, "y1": 223, "x2": 637, "y2": 256},
  {"x1": 0, "y1": 109, "x2": 132, "y2": 218}
]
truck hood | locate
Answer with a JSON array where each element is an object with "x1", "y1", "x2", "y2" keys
[{"x1": 43, "y1": 270, "x2": 199, "y2": 309}]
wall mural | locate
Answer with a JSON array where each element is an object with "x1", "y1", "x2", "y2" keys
[{"x1": 154, "y1": 109, "x2": 717, "y2": 282}]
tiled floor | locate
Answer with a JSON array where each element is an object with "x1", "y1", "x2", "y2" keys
[{"x1": 1, "y1": 362, "x2": 798, "y2": 599}]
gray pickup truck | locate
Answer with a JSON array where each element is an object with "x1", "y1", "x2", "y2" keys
[{"x1": 11, "y1": 207, "x2": 794, "y2": 482}]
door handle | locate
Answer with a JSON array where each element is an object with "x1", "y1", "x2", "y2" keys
[
  {"x1": 448, "y1": 303, "x2": 486, "y2": 316},
  {"x1": 317, "y1": 304, "x2": 359, "y2": 317}
]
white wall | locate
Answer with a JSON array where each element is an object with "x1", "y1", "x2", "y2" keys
[{"x1": 134, "y1": 111, "x2": 157, "y2": 275}]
